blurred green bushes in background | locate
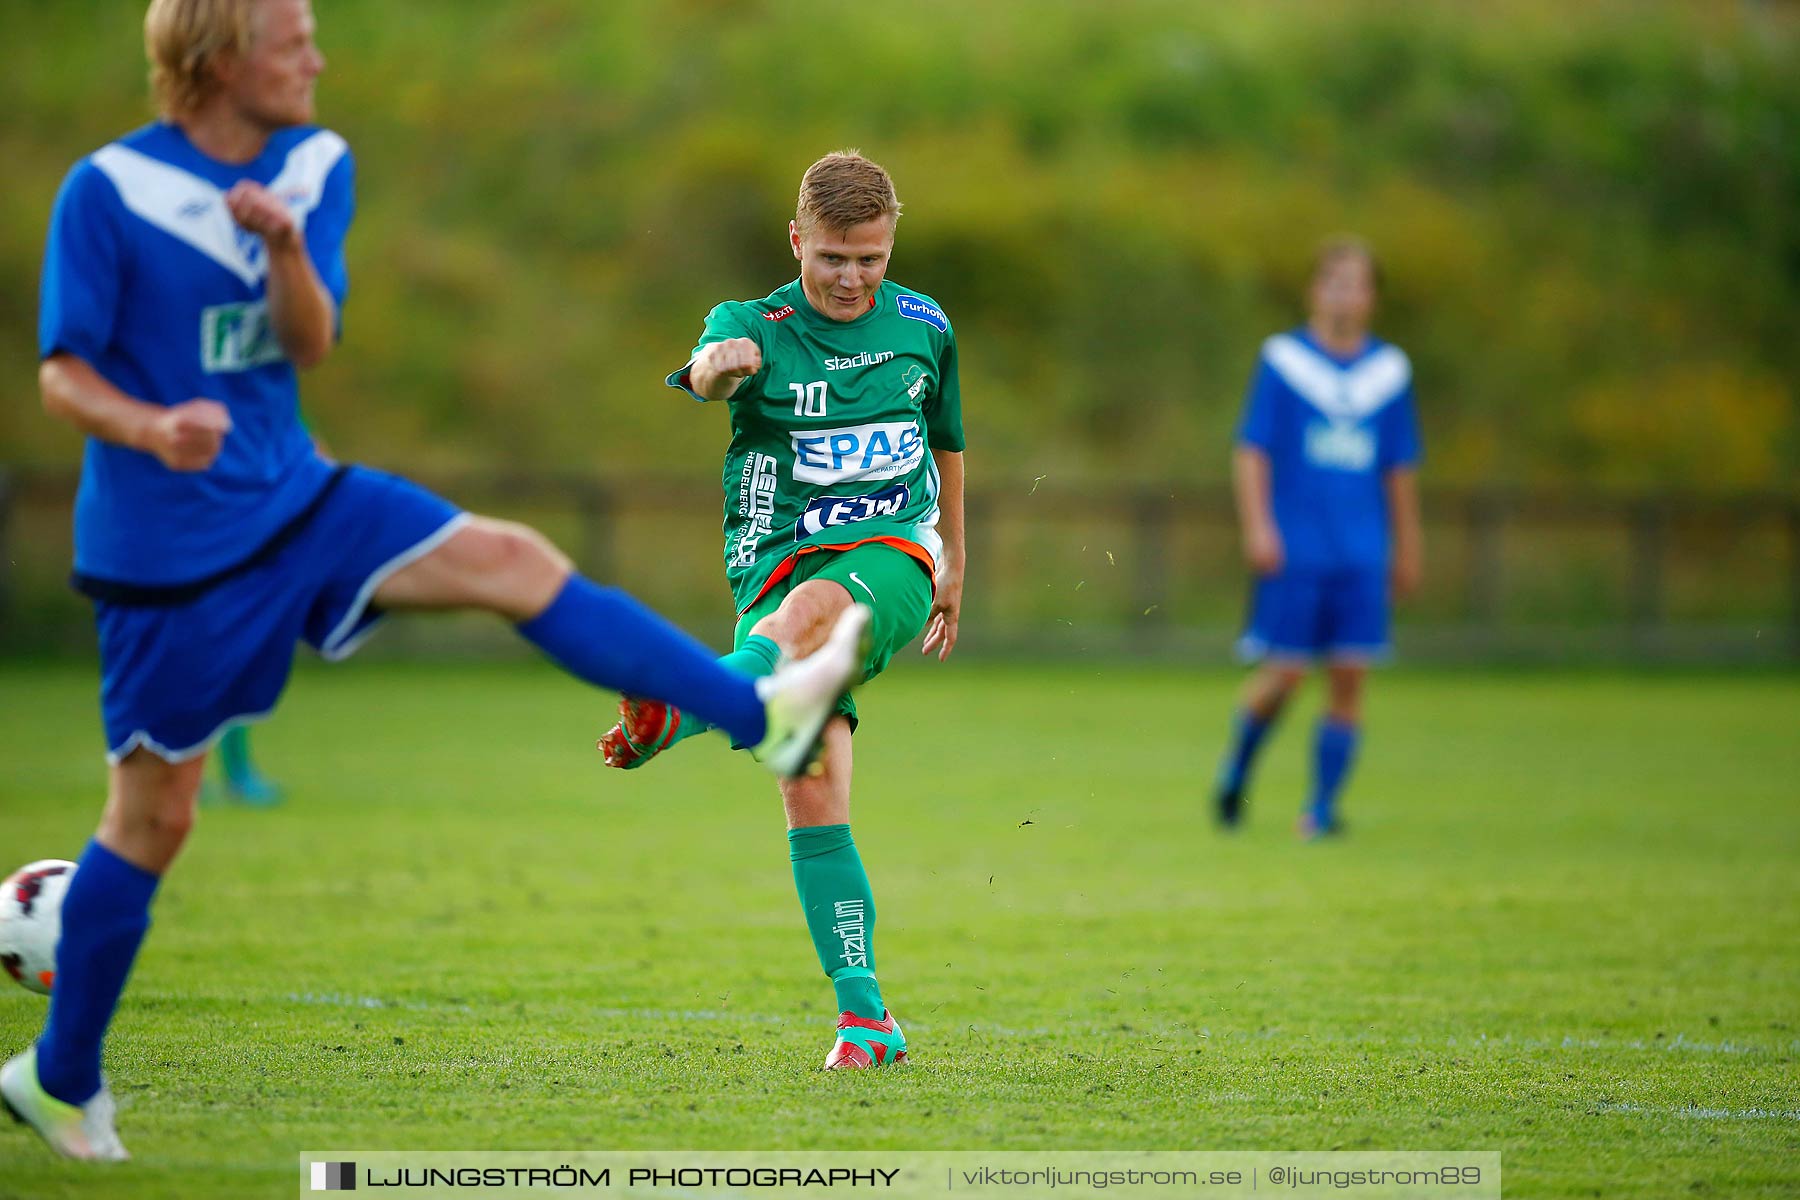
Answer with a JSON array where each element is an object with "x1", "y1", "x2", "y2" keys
[{"x1": 3, "y1": 0, "x2": 1795, "y2": 491}]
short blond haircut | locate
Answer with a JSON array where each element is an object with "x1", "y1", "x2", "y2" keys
[
  {"x1": 1312, "y1": 234, "x2": 1383, "y2": 291},
  {"x1": 795, "y1": 151, "x2": 902, "y2": 237},
  {"x1": 145, "y1": 0, "x2": 259, "y2": 118}
]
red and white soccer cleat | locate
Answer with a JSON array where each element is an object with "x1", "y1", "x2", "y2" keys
[
  {"x1": 597, "y1": 695, "x2": 686, "y2": 770},
  {"x1": 823, "y1": 1010, "x2": 909, "y2": 1070}
]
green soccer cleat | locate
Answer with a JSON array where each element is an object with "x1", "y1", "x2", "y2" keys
[
  {"x1": 823, "y1": 1010, "x2": 909, "y2": 1070},
  {"x1": 751, "y1": 605, "x2": 871, "y2": 778},
  {"x1": 1, "y1": 1047, "x2": 129, "y2": 1162}
]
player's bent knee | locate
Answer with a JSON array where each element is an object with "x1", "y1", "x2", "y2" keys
[{"x1": 761, "y1": 581, "x2": 853, "y2": 656}]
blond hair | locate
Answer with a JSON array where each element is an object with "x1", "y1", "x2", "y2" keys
[
  {"x1": 1312, "y1": 234, "x2": 1383, "y2": 291},
  {"x1": 795, "y1": 150, "x2": 901, "y2": 237},
  {"x1": 145, "y1": 0, "x2": 259, "y2": 118}
]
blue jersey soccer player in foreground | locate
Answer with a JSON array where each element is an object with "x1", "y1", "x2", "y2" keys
[
  {"x1": 1, "y1": 0, "x2": 866, "y2": 1162},
  {"x1": 1215, "y1": 237, "x2": 1424, "y2": 838}
]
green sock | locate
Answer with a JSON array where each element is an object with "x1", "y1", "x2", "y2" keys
[
  {"x1": 788, "y1": 824, "x2": 885, "y2": 1019},
  {"x1": 665, "y1": 634, "x2": 781, "y2": 748},
  {"x1": 218, "y1": 725, "x2": 252, "y2": 784}
]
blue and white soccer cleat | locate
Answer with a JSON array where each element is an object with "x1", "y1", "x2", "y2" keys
[{"x1": 1, "y1": 1046, "x2": 129, "y2": 1162}]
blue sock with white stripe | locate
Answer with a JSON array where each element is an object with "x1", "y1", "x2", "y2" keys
[
  {"x1": 35, "y1": 840, "x2": 160, "y2": 1106},
  {"x1": 1309, "y1": 718, "x2": 1360, "y2": 830},
  {"x1": 517, "y1": 575, "x2": 767, "y2": 748},
  {"x1": 1218, "y1": 708, "x2": 1277, "y2": 794}
]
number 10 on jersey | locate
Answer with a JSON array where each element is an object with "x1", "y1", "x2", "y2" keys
[{"x1": 791, "y1": 381, "x2": 828, "y2": 417}]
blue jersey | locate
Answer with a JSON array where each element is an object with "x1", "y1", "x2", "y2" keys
[
  {"x1": 1235, "y1": 328, "x2": 1422, "y2": 572},
  {"x1": 39, "y1": 122, "x2": 354, "y2": 588}
]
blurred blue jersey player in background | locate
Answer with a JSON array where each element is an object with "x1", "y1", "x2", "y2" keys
[
  {"x1": 1, "y1": 0, "x2": 866, "y2": 1162},
  {"x1": 1216, "y1": 237, "x2": 1424, "y2": 838}
]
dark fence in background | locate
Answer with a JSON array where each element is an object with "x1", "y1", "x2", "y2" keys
[{"x1": 2, "y1": 468, "x2": 1795, "y2": 664}]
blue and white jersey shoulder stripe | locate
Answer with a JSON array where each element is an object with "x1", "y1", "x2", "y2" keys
[
  {"x1": 88, "y1": 130, "x2": 347, "y2": 289},
  {"x1": 1260, "y1": 332, "x2": 1412, "y2": 422}
]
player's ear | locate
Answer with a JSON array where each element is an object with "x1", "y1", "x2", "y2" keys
[
  {"x1": 789, "y1": 221, "x2": 803, "y2": 262},
  {"x1": 206, "y1": 50, "x2": 242, "y2": 101}
]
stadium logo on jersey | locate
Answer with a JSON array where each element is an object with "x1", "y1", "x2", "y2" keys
[
  {"x1": 895, "y1": 294, "x2": 948, "y2": 332},
  {"x1": 790, "y1": 421, "x2": 924, "y2": 486},
  {"x1": 824, "y1": 350, "x2": 894, "y2": 372},
  {"x1": 795, "y1": 484, "x2": 912, "y2": 541},
  {"x1": 1304, "y1": 419, "x2": 1378, "y2": 472},
  {"x1": 201, "y1": 301, "x2": 285, "y2": 373},
  {"x1": 764, "y1": 305, "x2": 797, "y2": 322},
  {"x1": 731, "y1": 453, "x2": 780, "y2": 567}
]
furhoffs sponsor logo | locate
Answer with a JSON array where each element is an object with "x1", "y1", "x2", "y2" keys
[{"x1": 894, "y1": 294, "x2": 947, "y2": 331}]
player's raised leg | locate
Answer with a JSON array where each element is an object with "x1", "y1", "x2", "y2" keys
[
  {"x1": 598, "y1": 632, "x2": 784, "y2": 769},
  {"x1": 372, "y1": 516, "x2": 860, "y2": 775},
  {"x1": 616, "y1": 568, "x2": 911, "y2": 1066},
  {"x1": 2, "y1": 751, "x2": 203, "y2": 1161}
]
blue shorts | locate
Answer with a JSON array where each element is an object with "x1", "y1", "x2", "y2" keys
[
  {"x1": 90, "y1": 465, "x2": 466, "y2": 764},
  {"x1": 1237, "y1": 568, "x2": 1391, "y2": 664}
]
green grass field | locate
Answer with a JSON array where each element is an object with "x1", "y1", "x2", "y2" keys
[{"x1": 1, "y1": 660, "x2": 1796, "y2": 1198}]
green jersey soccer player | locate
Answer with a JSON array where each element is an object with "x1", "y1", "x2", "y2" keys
[{"x1": 600, "y1": 151, "x2": 966, "y2": 1069}]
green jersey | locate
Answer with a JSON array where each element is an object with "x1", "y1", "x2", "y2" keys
[{"x1": 667, "y1": 278, "x2": 965, "y2": 612}]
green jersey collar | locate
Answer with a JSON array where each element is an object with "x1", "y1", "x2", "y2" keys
[{"x1": 787, "y1": 279, "x2": 885, "y2": 328}]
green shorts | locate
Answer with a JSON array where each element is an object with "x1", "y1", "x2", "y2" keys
[{"x1": 734, "y1": 541, "x2": 935, "y2": 730}]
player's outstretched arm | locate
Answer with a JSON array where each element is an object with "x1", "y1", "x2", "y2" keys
[
  {"x1": 1385, "y1": 466, "x2": 1423, "y2": 598},
  {"x1": 225, "y1": 180, "x2": 336, "y2": 370},
  {"x1": 1232, "y1": 445, "x2": 1283, "y2": 576},
  {"x1": 686, "y1": 337, "x2": 763, "y2": 402},
  {"x1": 39, "y1": 353, "x2": 231, "y2": 472},
  {"x1": 921, "y1": 448, "x2": 965, "y2": 662}
]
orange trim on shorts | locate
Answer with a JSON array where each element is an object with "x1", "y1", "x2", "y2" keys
[{"x1": 739, "y1": 536, "x2": 936, "y2": 614}]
